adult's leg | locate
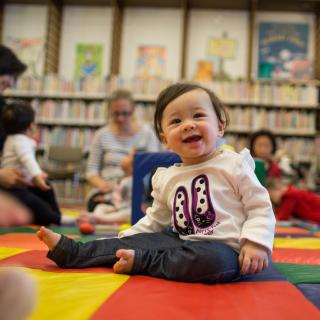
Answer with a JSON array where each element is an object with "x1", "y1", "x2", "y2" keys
[
  {"x1": 29, "y1": 185, "x2": 61, "y2": 217},
  {"x1": 7, "y1": 188, "x2": 61, "y2": 225}
]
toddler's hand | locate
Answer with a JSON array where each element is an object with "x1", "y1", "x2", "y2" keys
[
  {"x1": 239, "y1": 240, "x2": 269, "y2": 275},
  {"x1": 33, "y1": 173, "x2": 50, "y2": 191}
]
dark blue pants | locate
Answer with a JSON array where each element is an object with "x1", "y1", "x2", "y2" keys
[
  {"x1": 47, "y1": 230, "x2": 240, "y2": 283},
  {"x1": 3, "y1": 186, "x2": 61, "y2": 225}
]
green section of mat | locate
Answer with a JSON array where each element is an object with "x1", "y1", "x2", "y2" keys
[
  {"x1": 274, "y1": 263, "x2": 320, "y2": 284},
  {"x1": 0, "y1": 227, "x2": 37, "y2": 234},
  {"x1": 49, "y1": 226, "x2": 81, "y2": 235}
]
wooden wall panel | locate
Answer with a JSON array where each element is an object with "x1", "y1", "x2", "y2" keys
[
  {"x1": 110, "y1": 0, "x2": 123, "y2": 75},
  {"x1": 44, "y1": 0, "x2": 62, "y2": 74}
]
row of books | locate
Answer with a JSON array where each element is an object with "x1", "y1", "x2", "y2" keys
[
  {"x1": 33, "y1": 100, "x2": 107, "y2": 124},
  {"x1": 226, "y1": 107, "x2": 315, "y2": 134},
  {"x1": 37, "y1": 127, "x2": 96, "y2": 150},
  {"x1": 10, "y1": 74, "x2": 320, "y2": 106},
  {"x1": 199, "y1": 81, "x2": 319, "y2": 106},
  {"x1": 15, "y1": 74, "x2": 108, "y2": 94}
]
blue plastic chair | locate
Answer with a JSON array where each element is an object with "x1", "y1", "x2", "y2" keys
[
  {"x1": 131, "y1": 152, "x2": 181, "y2": 224},
  {"x1": 131, "y1": 151, "x2": 265, "y2": 224}
]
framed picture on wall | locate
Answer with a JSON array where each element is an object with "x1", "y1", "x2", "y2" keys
[
  {"x1": 136, "y1": 46, "x2": 166, "y2": 78},
  {"x1": 257, "y1": 22, "x2": 313, "y2": 80},
  {"x1": 75, "y1": 44, "x2": 103, "y2": 78}
]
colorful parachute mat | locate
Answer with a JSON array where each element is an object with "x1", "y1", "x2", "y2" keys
[{"x1": 0, "y1": 223, "x2": 319, "y2": 320}]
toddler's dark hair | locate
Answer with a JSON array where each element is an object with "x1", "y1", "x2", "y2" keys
[
  {"x1": 0, "y1": 45, "x2": 27, "y2": 76},
  {"x1": 249, "y1": 129, "x2": 277, "y2": 156},
  {"x1": 1, "y1": 101, "x2": 35, "y2": 134},
  {"x1": 154, "y1": 82, "x2": 230, "y2": 140}
]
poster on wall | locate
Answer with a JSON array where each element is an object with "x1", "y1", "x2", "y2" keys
[
  {"x1": 5, "y1": 37, "x2": 44, "y2": 77},
  {"x1": 257, "y1": 22, "x2": 313, "y2": 80},
  {"x1": 194, "y1": 60, "x2": 214, "y2": 81},
  {"x1": 75, "y1": 44, "x2": 103, "y2": 78},
  {"x1": 208, "y1": 37, "x2": 236, "y2": 59},
  {"x1": 207, "y1": 33, "x2": 236, "y2": 81},
  {"x1": 136, "y1": 46, "x2": 166, "y2": 78}
]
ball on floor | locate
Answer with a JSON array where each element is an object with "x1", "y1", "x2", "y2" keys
[{"x1": 79, "y1": 222, "x2": 95, "y2": 235}]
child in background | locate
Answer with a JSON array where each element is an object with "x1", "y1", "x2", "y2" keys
[
  {"x1": 37, "y1": 83, "x2": 275, "y2": 283},
  {"x1": 249, "y1": 129, "x2": 282, "y2": 178},
  {"x1": 81, "y1": 151, "x2": 134, "y2": 224},
  {"x1": 266, "y1": 177, "x2": 320, "y2": 224},
  {"x1": 1, "y1": 101, "x2": 61, "y2": 225}
]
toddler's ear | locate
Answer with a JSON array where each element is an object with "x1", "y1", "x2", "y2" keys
[
  {"x1": 160, "y1": 133, "x2": 167, "y2": 145},
  {"x1": 218, "y1": 123, "x2": 225, "y2": 137}
]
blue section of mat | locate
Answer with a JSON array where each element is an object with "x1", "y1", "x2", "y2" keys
[{"x1": 296, "y1": 284, "x2": 320, "y2": 309}]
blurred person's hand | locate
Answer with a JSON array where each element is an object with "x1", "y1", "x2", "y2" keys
[
  {"x1": 33, "y1": 172, "x2": 50, "y2": 191},
  {"x1": 0, "y1": 167, "x2": 30, "y2": 188}
]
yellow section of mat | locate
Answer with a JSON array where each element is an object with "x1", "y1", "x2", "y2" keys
[
  {"x1": 274, "y1": 237, "x2": 320, "y2": 249},
  {"x1": 0, "y1": 247, "x2": 28, "y2": 260},
  {"x1": 14, "y1": 267, "x2": 130, "y2": 320}
]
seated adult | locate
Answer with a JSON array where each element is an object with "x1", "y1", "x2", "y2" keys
[
  {"x1": 86, "y1": 89, "x2": 160, "y2": 212},
  {"x1": 0, "y1": 45, "x2": 35, "y2": 225}
]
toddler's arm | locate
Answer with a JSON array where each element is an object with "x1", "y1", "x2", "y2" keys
[{"x1": 239, "y1": 239, "x2": 269, "y2": 275}]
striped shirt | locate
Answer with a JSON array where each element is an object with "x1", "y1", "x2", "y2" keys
[{"x1": 86, "y1": 124, "x2": 160, "y2": 183}]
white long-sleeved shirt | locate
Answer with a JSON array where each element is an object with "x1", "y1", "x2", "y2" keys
[
  {"x1": 120, "y1": 149, "x2": 276, "y2": 253},
  {"x1": 1, "y1": 134, "x2": 41, "y2": 181}
]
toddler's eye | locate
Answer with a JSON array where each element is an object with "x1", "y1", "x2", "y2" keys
[
  {"x1": 194, "y1": 112, "x2": 206, "y2": 118},
  {"x1": 170, "y1": 118, "x2": 181, "y2": 125}
]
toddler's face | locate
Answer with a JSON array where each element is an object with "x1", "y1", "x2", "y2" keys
[
  {"x1": 160, "y1": 89, "x2": 224, "y2": 165},
  {"x1": 253, "y1": 136, "x2": 273, "y2": 160}
]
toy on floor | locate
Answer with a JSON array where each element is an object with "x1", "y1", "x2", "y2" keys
[
  {"x1": 79, "y1": 222, "x2": 131, "y2": 235},
  {"x1": 79, "y1": 222, "x2": 95, "y2": 235}
]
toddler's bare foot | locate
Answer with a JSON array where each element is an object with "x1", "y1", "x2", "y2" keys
[
  {"x1": 113, "y1": 249, "x2": 135, "y2": 274},
  {"x1": 37, "y1": 226, "x2": 61, "y2": 251}
]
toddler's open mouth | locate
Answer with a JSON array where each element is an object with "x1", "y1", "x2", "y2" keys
[{"x1": 183, "y1": 135, "x2": 201, "y2": 143}]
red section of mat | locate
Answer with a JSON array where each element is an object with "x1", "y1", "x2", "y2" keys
[
  {"x1": 0, "y1": 233, "x2": 78, "y2": 250},
  {"x1": 275, "y1": 227, "x2": 312, "y2": 235},
  {"x1": 0, "y1": 233, "x2": 47, "y2": 250},
  {"x1": 272, "y1": 248, "x2": 320, "y2": 265},
  {"x1": 92, "y1": 278, "x2": 320, "y2": 320},
  {"x1": 0, "y1": 250, "x2": 114, "y2": 274}
]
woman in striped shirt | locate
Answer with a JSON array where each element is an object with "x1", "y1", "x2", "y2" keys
[{"x1": 86, "y1": 89, "x2": 160, "y2": 213}]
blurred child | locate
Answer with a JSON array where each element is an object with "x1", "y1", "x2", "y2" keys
[
  {"x1": 249, "y1": 129, "x2": 282, "y2": 178},
  {"x1": 1, "y1": 101, "x2": 61, "y2": 225},
  {"x1": 86, "y1": 151, "x2": 134, "y2": 223},
  {"x1": 266, "y1": 177, "x2": 320, "y2": 223}
]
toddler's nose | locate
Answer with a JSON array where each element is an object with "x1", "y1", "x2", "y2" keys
[{"x1": 183, "y1": 121, "x2": 195, "y2": 131}]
